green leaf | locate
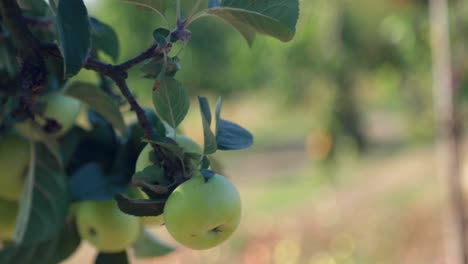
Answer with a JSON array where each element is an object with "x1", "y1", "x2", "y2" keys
[
  {"x1": 0, "y1": 221, "x2": 81, "y2": 264},
  {"x1": 90, "y1": 17, "x2": 120, "y2": 62},
  {"x1": 133, "y1": 229, "x2": 174, "y2": 258},
  {"x1": 95, "y1": 251, "x2": 129, "y2": 264},
  {"x1": 216, "y1": 119, "x2": 253, "y2": 151},
  {"x1": 115, "y1": 194, "x2": 165, "y2": 217},
  {"x1": 56, "y1": 0, "x2": 91, "y2": 77},
  {"x1": 152, "y1": 77, "x2": 189, "y2": 129},
  {"x1": 197, "y1": 97, "x2": 217, "y2": 154},
  {"x1": 14, "y1": 144, "x2": 70, "y2": 245},
  {"x1": 206, "y1": 0, "x2": 299, "y2": 44},
  {"x1": 66, "y1": 82, "x2": 127, "y2": 137}
]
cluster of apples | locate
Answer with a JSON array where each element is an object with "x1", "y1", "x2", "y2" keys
[
  {"x1": 0, "y1": 94, "x2": 242, "y2": 252},
  {"x1": 0, "y1": 93, "x2": 80, "y2": 241}
]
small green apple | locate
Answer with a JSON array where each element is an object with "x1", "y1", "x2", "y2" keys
[
  {"x1": 0, "y1": 134, "x2": 29, "y2": 201},
  {"x1": 163, "y1": 173, "x2": 241, "y2": 250},
  {"x1": 135, "y1": 134, "x2": 201, "y2": 172},
  {"x1": 127, "y1": 187, "x2": 164, "y2": 226},
  {"x1": 76, "y1": 200, "x2": 141, "y2": 253},
  {"x1": 0, "y1": 198, "x2": 19, "y2": 241},
  {"x1": 15, "y1": 93, "x2": 81, "y2": 141}
]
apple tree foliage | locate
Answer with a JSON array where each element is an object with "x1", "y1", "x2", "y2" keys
[{"x1": 0, "y1": 0, "x2": 299, "y2": 263}]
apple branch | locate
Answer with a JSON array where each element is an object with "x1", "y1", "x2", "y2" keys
[{"x1": 41, "y1": 43, "x2": 176, "y2": 166}]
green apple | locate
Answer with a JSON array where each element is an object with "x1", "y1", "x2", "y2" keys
[
  {"x1": 163, "y1": 173, "x2": 241, "y2": 250},
  {"x1": 76, "y1": 200, "x2": 141, "y2": 253},
  {"x1": 0, "y1": 134, "x2": 30, "y2": 201},
  {"x1": 127, "y1": 187, "x2": 164, "y2": 226},
  {"x1": 135, "y1": 134, "x2": 201, "y2": 172},
  {"x1": 0, "y1": 198, "x2": 19, "y2": 241},
  {"x1": 15, "y1": 93, "x2": 81, "y2": 141}
]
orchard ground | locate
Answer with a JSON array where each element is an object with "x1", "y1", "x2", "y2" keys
[{"x1": 65, "y1": 95, "x2": 456, "y2": 264}]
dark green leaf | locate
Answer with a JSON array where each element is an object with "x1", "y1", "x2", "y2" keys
[
  {"x1": 201, "y1": 155, "x2": 210, "y2": 169},
  {"x1": 152, "y1": 77, "x2": 189, "y2": 128},
  {"x1": 206, "y1": 0, "x2": 299, "y2": 44},
  {"x1": 216, "y1": 119, "x2": 253, "y2": 150},
  {"x1": 108, "y1": 143, "x2": 139, "y2": 192},
  {"x1": 153, "y1": 28, "x2": 170, "y2": 46},
  {"x1": 133, "y1": 229, "x2": 174, "y2": 258},
  {"x1": 198, "y1": 96, "x2": 212, "y2": 124},
  {"x1": 132, "y1": 165, "x2": 165, "y2": 186},
  {"x1": 0, "y1": 221, "x2": 81, "y2": 264},
  {"x1": 154, "y1": 28, "x2": 170, "y2": 38},
  {"x1": 56, "y1": 0, "x2": 91, "y2": 77},
  {"x1": 59, "y1": 127, "x2": 83, "y2": 167},
  {"x1": 90, "y1": 17, "x2": 120, "y2": 62},
  {"x1": 115, "y1": 194, "x2": 165, "y2": 216},
  {"x1": 95, "y1": 251, "x2": 129, "y2": 264},
  {"x1": 153, "y1": 35, "x2": 167, "y2": 47},
  {"x1": 214, "y1": 97, "x2": 222, "y2": 135},
  {"x1": 14, "y1": 145, "x2": 70, "y2": 245},
  {"x1": 66, "y1": 82, "x2": 127, "y2": 137},
  {"x1": 198, "y1": 97, "x2": 217, "y2": 154},
  {"x1": 69, "y1": 163, "x2": 114, "y2": 201}
]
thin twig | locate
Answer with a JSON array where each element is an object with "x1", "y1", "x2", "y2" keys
[{"x1": 116, "y1": 43, "x2": 163, "y2": 71}]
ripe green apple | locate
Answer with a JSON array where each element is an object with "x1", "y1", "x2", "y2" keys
[
  {"x1": 127, "y1": 187, "x2": 164, "y2": 226},
  {"x1": 163, "y1": 173, "x2": 241, "y2": 250},
  {"x1": 76, "y1": 200, "x2": 141, "y2": 253},
  {"x1": 15, "y1": 93, "x2": 81, "y2": 141},
  {"x1": 135, "y1": 134, "x2": 201, "y2": 172},
  {"x1": 0, "y1": 134, "x2": 30, "y2": 201},
  {"x1": 0, "y1": 198, "x2": 19, "y2": 241}
]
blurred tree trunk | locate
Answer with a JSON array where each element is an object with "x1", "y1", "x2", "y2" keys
[{"x1": 429, "y1": 0, "x2": 467, "y2": 263}]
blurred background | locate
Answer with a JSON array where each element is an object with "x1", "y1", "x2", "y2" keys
[{"x1": 65, "y1": 0, "x2": 468, "y2": 263}]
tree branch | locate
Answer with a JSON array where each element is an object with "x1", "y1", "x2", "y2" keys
[
  {"x1": 41, "y1": 42, "x2": 174, "y2": 165},
  {"x1": 112, "y1": 77, "x2": 155, "y2": 139}
]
